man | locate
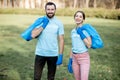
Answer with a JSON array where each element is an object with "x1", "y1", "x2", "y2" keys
[{"x1": 31, "y1": 2, "x2": 64, "y2": 80}]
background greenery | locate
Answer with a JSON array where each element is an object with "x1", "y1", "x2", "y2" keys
[
  {"x1": 0, "y1": 14, "x2": 120, "y2": 80},
  {"x1": 0, "y1": 8, "x2": 120, "y2": 20}
]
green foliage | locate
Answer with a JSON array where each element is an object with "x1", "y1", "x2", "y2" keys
[
  {"x1": 0, "y1": 14, "x2": 120, "y2": 80},
  {"x1": 0, "y1": 8, "x2": 120, "y2": 20},
  {"x1": 83, "y1": 8, "x2": 120, "y2": 19}
]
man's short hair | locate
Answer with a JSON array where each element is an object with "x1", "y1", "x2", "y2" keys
[{"x1": 45, "y1": 2, "x2": 56, "y2": 10}]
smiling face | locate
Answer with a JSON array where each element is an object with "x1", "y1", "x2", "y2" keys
[
  {"x1": 45, "y1": 5, "x2": 56, "y2": 18},
  {"x1": 74, "y1": 11, "x2": 85, "y2": 25}
]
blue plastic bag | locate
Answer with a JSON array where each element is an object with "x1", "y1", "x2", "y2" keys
[
  {"x1": 77, "y1": 24, "x2": 104, "y2": 49},
  {"x1": 21, "y1": 16, "x2": 48, "y2": 41}
]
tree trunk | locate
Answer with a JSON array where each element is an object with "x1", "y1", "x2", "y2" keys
[
  {"x1": 79, "y1": 0, "x2": 84, "y2": 8},
  {"x1": 11, "y1": 0, "x2": 14, "y2": 8},
  {"x1": 93, "y1": 0, "x2": 97, "y2": 8},
  {"x1": 1, "y1": 0, "x2": 4, "y2": 8},
  {"x1": 7, "y1": 0, "x2": 9, "y2": 7},
  {"x1": 85, "y1": 0, "x2": 89, "y2": 8},
  {"x1": 16, "y1": 0, "x2": 20, "y2": 8},
  {"x1": 115, "y1": 0, "x2": 120, "y2": 9},
  {"x1": 69, "y1": 0, "x2": 74, "y2": 8},
  {"x1": 29, "y1": 0, "x2": 31, "y2": 8},
  {"x1": 74, "y1": 0, "x2": 78, "y2": 8},
  {"x1": 23, "y1": 0, "x2": 25, "y2": 8},
  {"x1": 34, "y1": 0, "x2": 36, "y2": 8}
]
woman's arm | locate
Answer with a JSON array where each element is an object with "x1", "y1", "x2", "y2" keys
[
  {"x1": 69, "y1": 50, "x2": 73, "y2": 58},
  {"x1": 83, "y1": 36, "x2": 92, "y2": 48}
]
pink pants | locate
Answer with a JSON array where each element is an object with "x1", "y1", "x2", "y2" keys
[{"x1": 72, "y1": 52, "x2": 90, "y2": 80}]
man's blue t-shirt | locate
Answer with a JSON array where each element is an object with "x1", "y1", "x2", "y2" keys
[
  {"x1": 71, "y1": 28, "x2": 90, "y2": 53},
  {"x1": 35, "y1": 17, "x2": 64, "y2": 57}
]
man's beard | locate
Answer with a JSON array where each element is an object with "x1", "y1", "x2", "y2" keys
[{"x1": 46, "y1": 13, "x2": 55, "y2": 18}]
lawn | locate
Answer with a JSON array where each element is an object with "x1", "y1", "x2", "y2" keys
[{"x1": 0, "y1": 14, "x2": 120, "y2": 80}]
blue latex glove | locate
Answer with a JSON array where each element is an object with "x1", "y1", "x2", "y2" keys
[
  {"x1": 56, "y1": 54, "x2": 63, "y2": 65},
  {"x1": 68, "y1": 58, "x2": 73, "y2": 73},
  {"x1": 77, "y1": 27, "x2": 86, "y2": 40},
  {"x1": 41, "y1": 17, "x2": 49, "y2": 29}
]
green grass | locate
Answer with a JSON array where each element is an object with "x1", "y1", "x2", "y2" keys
[{"x1": 0, "y1": 14, "x2": 120, "y2": 80}]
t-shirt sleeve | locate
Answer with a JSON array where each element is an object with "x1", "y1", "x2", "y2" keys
[
  {"x1": 82, "y1": 30, "x2": 90, "y2": 37},
  {"x1": 58, "y1": 23, "x2": 64, "y2": 35}
]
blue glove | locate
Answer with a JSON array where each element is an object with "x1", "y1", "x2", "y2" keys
[
  {"x1": 77, "y1": 27, "x2": 86, "y2": 40},
  {"x1": 68, "y1": 58, "x2": 73, "y2": 73},
  {"x1": 56, "y1": 54, "x2": 63, "y2": 65},
  {"x1": 41, "y1": 17, "x2": 49, "y2": 29}
]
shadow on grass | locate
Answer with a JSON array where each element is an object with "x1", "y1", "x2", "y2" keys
[
  {"x1": 0, "y1": 25, "x2": 35, "y2": 80},
  {"x1": 0, "y1": 25, "x2": 24, "y2": 37},
  {"x1": 0, "y1": 47, "x2": 35, "y2": 80}
]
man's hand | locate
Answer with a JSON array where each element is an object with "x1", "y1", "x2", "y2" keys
[
  {"x1": 31, "y1": 27, "x2": 43, "y2": 38},
  {"x1": 56, "y1": 54, "x2": 63, "y2": 65},
  {"x1": 31, "y1": 17, "x2": 49, "y2": 38}
]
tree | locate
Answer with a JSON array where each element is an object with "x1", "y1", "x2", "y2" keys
[
  {"x1": 73, "y1": 0, "x2": 78, "y2": 8},
  {"x1": 34, "y1": 0, "x2": 37, "y2": 8},
  {"x1": 115, "y1": 0, "x2": 119, "y2": 9},
  {"x1": 11, "y1": 0, "x2": 14, "y2": 8},
  {"x1": 0, "y1": 0, "x2": 120, "y2": 9},
  {"x1": 23, "y1": 0, "x2": 25, "y2": 8},
  {"x1": 93, "y1": 0, "x2": 97, "y2": 8},
  {"x1": 7, "y1": 0, "x2": 10, "y2": 7},
  {"x1": 16, "y1": 0, "x2": 20, "y2": 8},
  {"x1": 29, "y1": 0, "x2": 31, "y2": 8},
  {"x1": 79, "y1": 0, "x2": 84, "y2": 8},
  {"x1": 85, "y1": 0, "x2": 90, "y2": 8},
  {"x1": 1, "y1": 0, "x2": 4, "y2": 8}
]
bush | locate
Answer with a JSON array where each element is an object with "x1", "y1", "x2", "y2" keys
[{"x1": 0, "y1": 8, "x2": 120, "y2": 20}]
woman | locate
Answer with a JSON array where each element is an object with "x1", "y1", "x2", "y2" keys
[{"x1": 68, "y1": 11, "x2": 92, "y2": 80}]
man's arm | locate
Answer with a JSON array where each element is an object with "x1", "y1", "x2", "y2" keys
[
  {"x1": 59, "y1": 35, "x2": 64, "y2": 54},
  {"x1": 56, "y1": 35, "x2": 64, "y2": 65},
  {"x1": 31, "y1": 27, "x2": 43, "y2": 38}
]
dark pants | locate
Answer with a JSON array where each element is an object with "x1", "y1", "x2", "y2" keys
[{"x1": 34, "y1": 55, "x2": 58, "y2": 80}]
